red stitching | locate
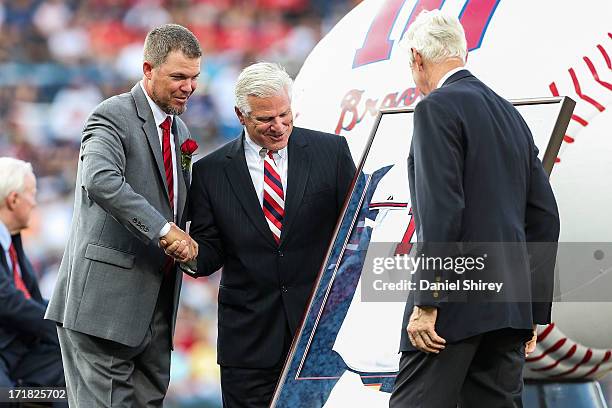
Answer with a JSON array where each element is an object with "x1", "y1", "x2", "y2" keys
[
  {"x1": 569, "y1": 68, "x2": 606, "y2": 111},
  {"x1": 532, "y1": 345, "x2": 577, "y2": 372},
  {"x1": 537, "y1": 323, "x2": 555, "y2": 342},
  {"x1": 580, "y1": 350, "x2": 611, "y2": 378},
  {"x1": 549, "y1": 82, "x2": 560, "y2": 96},
  {"x1": 526, "y1": 338, "x2": 566, "y2": 363},
  {"x1": 584, "y1": 56, "x2": 612, "y2": 91},
  {"x1": 597, "y1": 45, "x2": 611, "y2": 69},
  {"x1": 572, "y1": 114, "x2": 588, "y2": 126},
  {"x1": 553, "y1": 349, "x2": 593, "y2": 377}
]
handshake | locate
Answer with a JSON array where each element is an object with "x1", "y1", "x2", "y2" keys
[{"x1": 159, "y1": 222, "x2": 198, "y2": 263}]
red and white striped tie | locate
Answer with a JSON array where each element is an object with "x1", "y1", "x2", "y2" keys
[{"x1": 263, "y1": 150, "x2": 284, "y2": 244}]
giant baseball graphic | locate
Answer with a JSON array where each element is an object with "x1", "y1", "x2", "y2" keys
[{"x1": 293, "y1": 0, "x2": 612, "y2": 381}]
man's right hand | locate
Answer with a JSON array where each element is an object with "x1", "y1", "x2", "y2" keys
[
  {"x1": 525, "y1": 324, "x2": 538, "y2": 356},
  {"x1": 407, "y1": 306, "x2": 446, "y2": 354},
  {"x1": 159, "y1": 223, "x2": 198, "y2": 262}
]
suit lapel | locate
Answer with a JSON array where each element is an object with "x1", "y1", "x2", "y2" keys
[
  {"x1": 131, "y1": 84, "x2": 172, "y2": 207},
  {"x1": 279, "y1": 129, "x2": 310, "y2": 246},
  {"x1": 224, "y1": 134, "x2": 277, "y2": 246}
]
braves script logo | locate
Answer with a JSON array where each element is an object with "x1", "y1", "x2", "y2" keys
[
  {"x1": 335, "y1": 88, "x2": 420, "y2": 134},
  {"x1": 335, "y1": 0, "x2": 500, "y2": 135}
]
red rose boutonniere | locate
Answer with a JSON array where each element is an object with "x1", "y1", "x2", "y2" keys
[{"x1": 180, "y1": 139, "x2": 198, "y2": 171}]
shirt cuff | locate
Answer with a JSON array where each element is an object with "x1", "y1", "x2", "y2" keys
[{"x1": 159, "y1": 222, "x2": 171, "y2": 238}]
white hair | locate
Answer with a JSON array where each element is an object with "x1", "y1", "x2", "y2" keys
[
  {"x1": 0, "y1": 157, "x2": 34, "y2": 204},
  {"x1": 235, "y1": 62, "x2": 293, "y2": 115},
  {"x1": 399, "y1": 9, "x2": 467, "y2": 66}
]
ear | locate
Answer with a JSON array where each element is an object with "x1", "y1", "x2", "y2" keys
[
  {"x1": 413, "y1": 51, "x2": 424, "y2": 71},
  {"x1": 5, "y1": 192, "x2": 18, "y2": 211},
  {"x1": 143, "y1": 61, "x2": 154, "y2": 80},
  {"x1": 235, "y1": 107, "x2": 246, "y2": 125}
]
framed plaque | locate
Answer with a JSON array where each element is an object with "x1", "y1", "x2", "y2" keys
[{"x1": 271, "y1": 96, "x2": 575, "y2": 407}]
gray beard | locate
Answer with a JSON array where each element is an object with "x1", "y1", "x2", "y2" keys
[
  {"x1": 157, "y1": 100, "x2": 186, "y2": 116},
  {"x1": 165, "y1": 105, "x2": 185, "y2": 116},
  {"x1": 151, "y1": 90, "x2": 186, "y2": 116}
]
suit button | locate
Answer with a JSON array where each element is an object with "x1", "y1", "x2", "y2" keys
[
  {"x1": 281, "y1": 286, "x2": 288, "y2": 293},
  {"x1": 278, "y1": 251, "x2": 284, "y2": 257}
]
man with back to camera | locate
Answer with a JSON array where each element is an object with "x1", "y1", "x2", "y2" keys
[
  {"x1": 0, "y1": 157, "x2": 66, "y2": 404},
  {"x1": 181, "y1": 62, "x2": 356, "y2": 407},
  {"x1": 45, "y1": 24, "x2": 201, "y2": 407},
  {"x1": 390, "y1": 10, "x2": 560, "y2": 407}
]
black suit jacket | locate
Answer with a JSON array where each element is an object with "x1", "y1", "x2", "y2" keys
[
  {"x1": 399, "y1": 70, "x2": 560, "y2": 351},
  {"x1": 188, "y1": 127, "x2": 356, "y2": 368},
  {"x1": 0, "y1": 234, "x2": 57, "y2": 349}
]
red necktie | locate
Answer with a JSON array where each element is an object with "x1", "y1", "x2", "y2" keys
[
  {"x1": 160, "y1": 117, "x2": 174, "y2": 212},
  {"x1": 160, "y1": 117, "x2": 176, "y2": 277},
  {"x1": 263, "y1": 151, "x2": 285, "y2": 244},
  {"x1": 9, "y1": 243, "x2": 31, "y2": 299}
]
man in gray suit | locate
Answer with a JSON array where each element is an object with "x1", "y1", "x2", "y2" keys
[{"x1": 45, "y1": 24, "x2": 201, "y2": 407}]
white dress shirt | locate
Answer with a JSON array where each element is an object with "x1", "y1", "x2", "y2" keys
[
  {"x1": 436, "y1": 67, "x2": 467, "y2": 90},
  {"x1": 0, "y1": 221, "x2": 17, "y2": 274},
  {"x1": 243, "y1": 129, "x2": 289, "y2": 206},
  {"x1": 139, "y1": 82, "x2": 177, "y2": 237}
]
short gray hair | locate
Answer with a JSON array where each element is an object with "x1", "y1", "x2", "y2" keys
[
  {"x1": 235, "y1": 62, "x2": 293, "y2": 116},
  {"x1": 399, "y1": 9, "x2": 467, "y2": 66},
  {"x1": 143, "y1": 24, "x2": 202, "y2": 68},
  {"x1": 0, "y1": 157, "x2": 34, "y2": 204}
]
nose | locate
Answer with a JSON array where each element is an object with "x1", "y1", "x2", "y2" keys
[
  {"x1": 180, "y1": 79, "x2": 196, "y2": 94},
  {"x1": 269, "y1": 116, "x2": 285, "y2": 132}
]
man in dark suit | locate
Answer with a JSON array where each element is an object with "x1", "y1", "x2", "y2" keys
[
  {"x1": 45, "y1": 24, "x2": 200, "y2": 407},
  {"x1": 390, "y1": 10, "x2": 560, "y2": 408},
  {"x1": 185, "y1": 62, "x2": 355, "y2": 407},
  {"x1": 0, "y1": 158, "x2": 66, "y2": 394}
]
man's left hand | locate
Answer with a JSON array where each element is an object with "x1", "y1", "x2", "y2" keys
[{"x1": 407, "y1": 306, "x2": 446, "y2": 354}]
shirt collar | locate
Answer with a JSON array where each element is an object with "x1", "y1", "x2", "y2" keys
[
  {"x1": 243, "y1": 127, "x2": 288, "y2": 159},
  {"x1": 139, "y1": 81, "x2": 173, "y2": 129},
  {"x1": 436, "y1": 67, "x2": 467, "y2": 90},
  {"x1": 0, "y1": 221, "x2": 11, "y2": 251}
]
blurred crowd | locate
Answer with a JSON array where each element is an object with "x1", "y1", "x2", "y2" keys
[{"x1": 0, "y1": 0, "x2": 358, "y2": 406}]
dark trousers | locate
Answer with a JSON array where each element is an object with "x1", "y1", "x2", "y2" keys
[
  {"x1": 57, "y1": 279, "x2": 174, "y2": 408},
  {"x1": 390, "y1": 328, "x2": 532, "y2": 408},
  {"x1": 220, "y1": 365, "x2": 282, "y2": 408},
  {"x1": 220, "y1": 317, "x2": 293, "y2": 407}
]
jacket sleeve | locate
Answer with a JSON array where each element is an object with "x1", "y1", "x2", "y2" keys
[
  {"x1": 187, "y1": 161, "x2": 225, "y2": 277},
  {"x1": 80, "y1": 103, "x2": 168, "y2": 245},
  {"x1": 410, "y1": 97, "x2": 465, "y2": 308},
  {"x1": 525, "y1": 143, "x2": 560, "y2": 324},
  {"x1": 0, "y1": 266, "x2": 57, "y2": 343}
]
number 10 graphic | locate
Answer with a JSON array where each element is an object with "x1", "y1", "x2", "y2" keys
[{"x1": 354, "y1": 0, "x2": 501, "y2": 67}]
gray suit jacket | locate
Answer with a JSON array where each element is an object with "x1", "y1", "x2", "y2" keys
[{"x1": 45, "y1": 83, "x2": 190, "y2": 347}]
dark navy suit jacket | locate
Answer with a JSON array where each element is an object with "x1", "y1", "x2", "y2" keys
[
  {"x1": 400, "y1": 70, "x2": 560, "y2": 351},
  {"x1": 0, "y1": 234, "x2": 57, "y2": 349},
  {"x1": 188, "y1": 127, "x2": 356, "y2": 368}
]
